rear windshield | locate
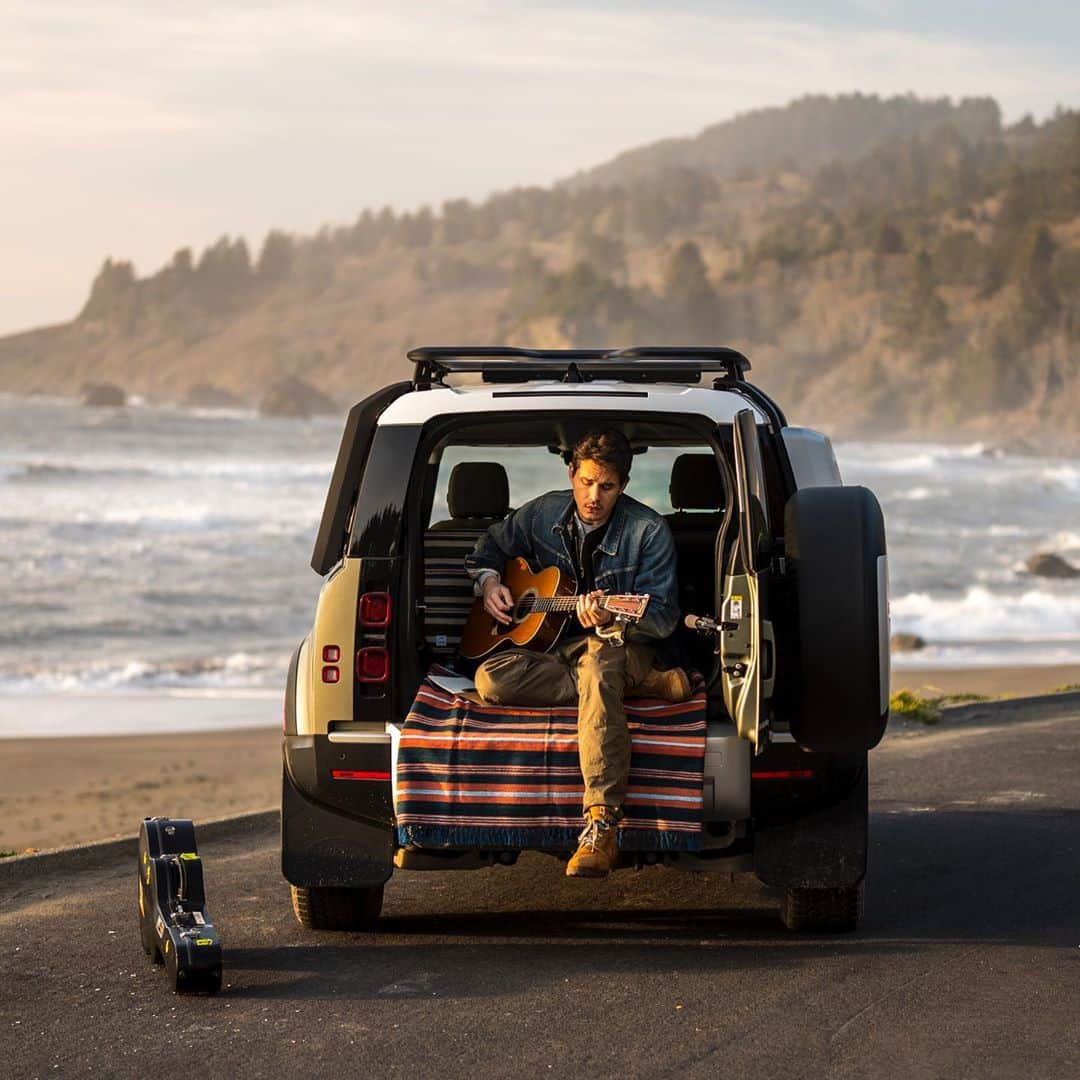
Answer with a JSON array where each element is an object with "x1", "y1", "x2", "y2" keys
[{"x1": 424, "y1": 417, "x2": 719, "y2": 527}]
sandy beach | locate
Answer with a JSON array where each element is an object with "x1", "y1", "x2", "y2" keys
[
  {"x1": 891, "y1": 662, "x2": 1080, "y2": 698},
  {"x1": 0, "y1": 727, "x2": 281, "y2": 855},
  {"x1": 2, "y1": 663, "x2": 1079, "y2": 854}
]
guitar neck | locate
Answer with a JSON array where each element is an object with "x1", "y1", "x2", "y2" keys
[{"x1": 520, "y1": 595, "x2": 639, "y2": 614}]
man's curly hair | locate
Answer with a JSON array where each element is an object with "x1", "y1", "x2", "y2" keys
[{"x1": 570, "y1": 430, "x2": 632, "y2": 484}]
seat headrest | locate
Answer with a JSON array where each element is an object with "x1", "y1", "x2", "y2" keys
[
  {"x1": 669, "y1": 454, "x2": 724, "y2": 510},
  {"x1": 447, "y1": 462, "x2": 510, "y2": 520}
]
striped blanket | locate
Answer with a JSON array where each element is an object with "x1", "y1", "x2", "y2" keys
[{"x1": 396, "y1": 672, "x2": 707, "y2": 851}]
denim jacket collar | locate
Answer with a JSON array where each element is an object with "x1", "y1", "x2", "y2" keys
[{"x1": 551, "y1": 493, "x2": 625, "y2": 558}]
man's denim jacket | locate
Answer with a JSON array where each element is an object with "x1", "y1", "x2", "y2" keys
[{"x1": 464, "y1": 490, "x2": 679, "y2": 644}]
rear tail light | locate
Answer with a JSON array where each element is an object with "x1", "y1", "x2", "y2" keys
[
  {"x1": 322, "y1": 665, "x2": 340, "y2": 684},
  {"x1": 322, "y1": 644, "x2": 340, "y2": 662},
  {"x1": 356, "y1": 647, "x2": 389, "y2": 683},
  {"x1": 359, "y1": 591, "x2": 391, "y2": 627}
]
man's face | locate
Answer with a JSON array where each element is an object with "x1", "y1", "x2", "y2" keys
[{"x1": 570, "y1": 458, "x2": 626, "y2": 526}]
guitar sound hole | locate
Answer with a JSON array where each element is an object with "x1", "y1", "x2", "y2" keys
[{"x1": 513, "y1": 589, "x2": 537, "y2": 624}]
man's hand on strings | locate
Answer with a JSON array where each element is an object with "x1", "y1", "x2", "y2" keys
[
  {"x1": 482, "y1": 577, "x2": 515, "y2": 625},
  {"x1": 577, "y1": 589, "x2": 613, "y2": 628}
]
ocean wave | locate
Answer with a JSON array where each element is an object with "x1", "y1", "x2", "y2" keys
[
  {"x1": 891, "y1": 641, "x2": 1080, "y2": 668},
  {"x1": 891, "y1": 586, "x2": 1080, "y2": 643},
  {"x1": 1041, "y1": 465, "x2": 1080, "y2": 495},
  {"x1": 888, "y1": 486, "x2": 949, "y2": 502},
  {"x1": 1046, "y1": 530, "x2": 1080, "y2": 554},
  {"x1": 0, "y1": 456, "x2": 331, "y2": 485},
  {"x1": 1, "y1": 460, "x2": 157, "y2": 481},
  {"x1": 836, "y1": 441, "x2": 993, "y2": 476},
  {"x1": 184, "y1": 406, "x2": 261, "y2": 422},
  {"x1": 60, "y1": 506, "x2": 320, "y2": 532},
  {"x1": 0, "y1": 651, "x2": 288, "y2": 694}
]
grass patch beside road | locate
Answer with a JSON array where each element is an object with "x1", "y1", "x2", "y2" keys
[{"x1": 889, "y1": 690, "x2": 991, "y2": 725}]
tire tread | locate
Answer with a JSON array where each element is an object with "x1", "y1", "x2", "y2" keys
[
  {"x1": 291, "y1": 884, "x2": 384, "y2": 931},
  {"x1": 781, "y1": 882, "x2": 864, "y2": 932}
]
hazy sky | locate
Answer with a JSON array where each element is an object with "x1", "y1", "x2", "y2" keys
[{"x1": 2, "y1": 1, "x2": 1077, "y2": 336}]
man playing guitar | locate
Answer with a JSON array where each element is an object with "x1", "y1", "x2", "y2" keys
[{"x1": 466, "y1": 430, "x2": 690, "y2": 878}]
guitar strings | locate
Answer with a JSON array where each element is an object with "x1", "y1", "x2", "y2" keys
[{"x1": 514, "y1": 596, "x2": 638, "y2": 614}]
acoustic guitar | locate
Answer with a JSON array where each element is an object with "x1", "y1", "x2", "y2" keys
[{"x1": 459, "y1": 557, "x2": 650, "y2": 659}]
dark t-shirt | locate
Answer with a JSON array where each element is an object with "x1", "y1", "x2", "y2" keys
[{"x1": 564, "y1": 510, "x2": 610, "y2": 639}]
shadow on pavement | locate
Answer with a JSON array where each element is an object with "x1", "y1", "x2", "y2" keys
[{"x1": 219, "y1": 806, "x2": 1079, "y2": 1001}]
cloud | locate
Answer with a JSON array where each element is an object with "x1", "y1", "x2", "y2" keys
[
  {"x1": 0, "y1": 89, "x2": 202, "y2": 138},
  {"x1": 0, "y1": 1, "x2": 1076, "y2": 334}
]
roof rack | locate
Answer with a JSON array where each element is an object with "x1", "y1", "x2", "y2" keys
[{"x1": 407, "y1": 346, "x2": 751, "y2": 388}]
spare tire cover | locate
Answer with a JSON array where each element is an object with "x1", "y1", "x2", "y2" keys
[{"x1": 784, "y1": 486, "x2": 888, "y2": 752}]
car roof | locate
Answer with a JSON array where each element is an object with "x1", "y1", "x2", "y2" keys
[{"x1": 377, "y1": 380, "x2": 768, "y2": 427}]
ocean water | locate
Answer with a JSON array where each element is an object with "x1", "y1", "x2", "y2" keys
[{"x1": 0, "y1": 395, "x2": 1078, "y2": 703}]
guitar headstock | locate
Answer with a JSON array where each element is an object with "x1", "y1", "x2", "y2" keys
[{"x1": 600, "y1": 593, "x2": 650, "y2": 621}]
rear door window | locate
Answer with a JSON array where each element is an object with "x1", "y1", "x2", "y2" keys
[{"x1": 427, "y1": 444, "x2": 706, "y2": 525}]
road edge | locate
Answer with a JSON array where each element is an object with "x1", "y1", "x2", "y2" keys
[
  {"x1": 3, "y1": 693, "x2": 1077, "y2": 886},
  {"x1": 0, "y1": 807, "x2": 278, "y2": 888},
  {"x1": 889, "y1": 688, "x2": 1080, "y2": 734}
]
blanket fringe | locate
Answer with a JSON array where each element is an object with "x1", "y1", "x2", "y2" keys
[{"x1": 396, "y1": 824, "x2": 702, "y2": 852}]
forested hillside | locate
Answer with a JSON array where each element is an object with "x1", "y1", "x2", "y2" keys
[{"x1": 1, "y1": 93, "x2": 1076, "y2": 443}]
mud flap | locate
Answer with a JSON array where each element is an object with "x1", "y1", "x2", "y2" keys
[
  {"x1": 753, "y1": 763, "x2": 868, "y2": 889},
  {"x1": 281, "y1": 763, "x2": 394, "y2": 888},
  {"x1": 138, "y1": 817, "x2": 222, "y2": 994}
]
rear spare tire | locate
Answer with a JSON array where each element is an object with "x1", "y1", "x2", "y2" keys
[
  {"x1": 291, "y1": 884, "x2": 384, "y2": 931},
  {"x1": 781, "y1": 882, "x2": 864, "y2": 932},
  {"x1": 784, "y1": 486, "x2": 889, "y2": 753}
]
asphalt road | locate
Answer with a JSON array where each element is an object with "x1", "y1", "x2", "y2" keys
[{"x1": 2, "y1": 708, "x2": 1078, "y2": 1080}]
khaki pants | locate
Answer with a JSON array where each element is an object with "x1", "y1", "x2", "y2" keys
[{"x1": 474, "y1": 635, "x2": 655, "y2": 813}]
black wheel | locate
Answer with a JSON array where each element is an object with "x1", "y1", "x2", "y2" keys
[
  {"x1": 291, "y1": 884, "x2": 384, "y2": 931},
  {"x1": 781, "y1": 882, "x2": 864, "y2": 932}
]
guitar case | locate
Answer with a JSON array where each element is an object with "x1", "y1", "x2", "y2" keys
[{"x1": 137, "y1": 817, "x2": 223, "y2": 993}]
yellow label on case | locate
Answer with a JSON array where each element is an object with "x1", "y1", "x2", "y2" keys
[
  {"x1": 179, "y1": 852, "x2": 198, "y2": 861},
  {"x1": 195, "y1": 939, "x2": 213, "y2": 946}
]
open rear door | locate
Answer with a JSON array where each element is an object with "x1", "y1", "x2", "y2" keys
[{"x1": 720, "y1": 409, "x2": 776, "y2": 750}]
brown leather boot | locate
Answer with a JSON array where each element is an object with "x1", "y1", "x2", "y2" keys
[
  {"x1": 637, "y1": 665, "x2": 691, "y2": 702},
  {"x1": 566, "y1": 806, "x2": 619, "y2": 878}
]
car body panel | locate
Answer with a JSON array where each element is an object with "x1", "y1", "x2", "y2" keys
[
  {"x1": 780, "y1": 427, "x2": 842, "y2": 489},
  {"x1": 302, "y1": 558, "x2": 362, "y2": 736},
  {"x1": 377, "y1": 381, "x2": 770, "y2": 427}
]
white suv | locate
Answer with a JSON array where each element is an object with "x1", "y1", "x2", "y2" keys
[{"x1": 282, "y1": 347, "x2": 889, "y2": 933}]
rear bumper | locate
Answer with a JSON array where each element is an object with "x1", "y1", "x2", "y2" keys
[{"x1": 280, "y1": 734, "x2": 868, "y2": 888}]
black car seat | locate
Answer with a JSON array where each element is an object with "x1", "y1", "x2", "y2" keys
[
  {"x1": 424, "y1": 462, "x2": 510, "y2": 661},
  {"x1": 664, "y1": 453, "x2": 725, "y2": 621}
]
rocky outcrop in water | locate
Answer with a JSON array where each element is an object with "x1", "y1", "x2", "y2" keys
[
  {"x1": 184, "y1": 383, "x2": 244, "y2": 409},
  {"x1": 1025, "y1": 552, "x2": 1080, "y2": 579},
  {"x1": 890, "y1": 632, "x2": 926, "y2": 652},
  {"x1": 81, "y1": 382, "x2": 126, "y2": 407},
  {"x1": 258, "y1": 376, "x2": 338, "y2": 419}
]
